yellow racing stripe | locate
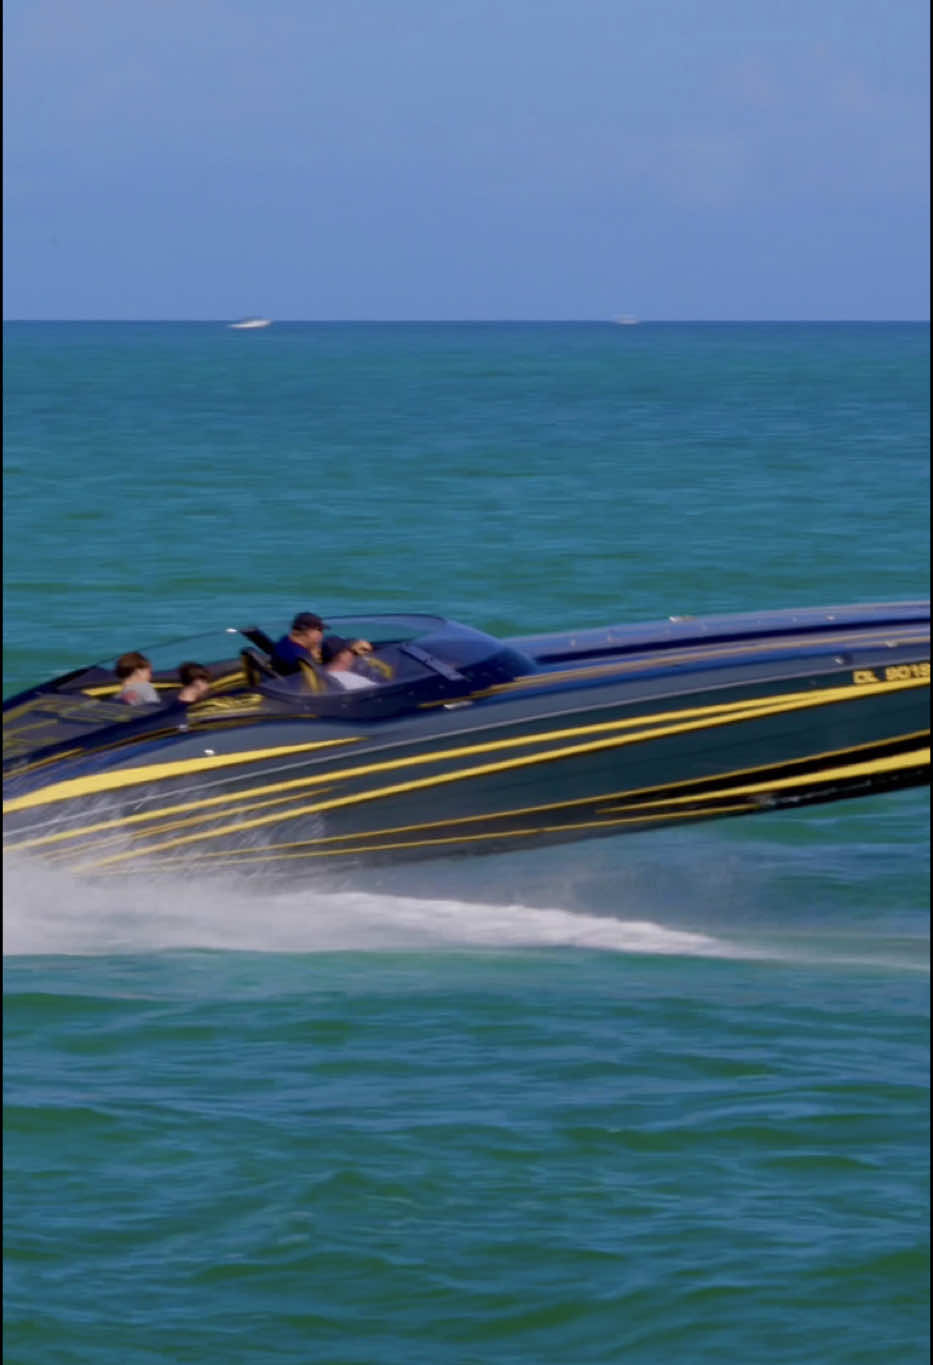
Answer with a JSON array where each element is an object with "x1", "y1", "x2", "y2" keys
[
  {"x1": 5, "y1": 673, "x2": 925, "y2": 821},
  {"x1": 10, "y1": 722, "x2": 928, "y2": 857},
  {"x1": 69, "y1": 804, "x2": 770, "y2": 871},
  {"x1": 3, "y1": 736, "x2": 361, "y2": 814},
  {"x1": 598, "y1": 747, "x2": 930, "y2": 813},
  {"x1": 5, "y1": 688, "x2": 800, "y2": 838},
  {"x1": 76, "y1": 739, "x2": 928, "y2": 869},
  {"x1": 69, "y1": 695, "x2": 929, "y2": 871}
]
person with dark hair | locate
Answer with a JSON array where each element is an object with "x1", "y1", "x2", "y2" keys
[
  {"x1": 177, "y1": 662, "x2": 212, "y2": 704},
  {"x1": 271, "y1": 611, "x2": 372, "y2": 675},
  {"x1": 114, "y1": 651, "x2": 160, "y2": 705},
  {"x1": 320, "y1": 636, "x2": 376, "y2": 691},
  {"x1": 271, "y1": 612, "x2": 328, "y2": 674}
]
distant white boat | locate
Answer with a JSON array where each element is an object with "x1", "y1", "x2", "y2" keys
[
  {"x1": 612, "y1": 314, "x2": 639, "y2": 326},
  {"x1": 228, "y1": 317, "x2": 272, "y2": 330}
]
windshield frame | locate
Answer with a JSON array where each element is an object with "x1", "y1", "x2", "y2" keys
[{"x1": 73, "y1": 614, "x2": 452, "y2": 677}]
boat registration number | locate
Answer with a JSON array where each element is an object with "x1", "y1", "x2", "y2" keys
[{"x1": 852, "y1": 662, "x2": 930, "y2": 685}]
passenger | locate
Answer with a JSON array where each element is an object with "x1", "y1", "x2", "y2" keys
[
  {"x1": 176, "y1": 662, "x2": 212, "y2": 704},
  {"x1": 114, "y1": 651, "x2": 160, "y2": 705},
  {"x1": 271, "y1": 611, "x2": 373, "y2": 674},
  {"x1": 320, "y1": 636, "x2": 377, "y2": 691}
]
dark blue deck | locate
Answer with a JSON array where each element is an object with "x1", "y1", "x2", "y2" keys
[{"x1": 510, "y1": 600, "x2": 929, "y2": 666}]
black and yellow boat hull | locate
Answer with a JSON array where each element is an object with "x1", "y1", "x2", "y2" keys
[{"x1": 4, "y1": 600, "x2": 928, "y2": 877}]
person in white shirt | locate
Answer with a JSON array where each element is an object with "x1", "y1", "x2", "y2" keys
[{"x1": 320, "y1": 636, "x2": 377, "y2": 691}]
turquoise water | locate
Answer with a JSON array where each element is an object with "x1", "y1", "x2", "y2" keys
[{"x1": 3, "y1": 323, "x2": 930, "y2": 1363}]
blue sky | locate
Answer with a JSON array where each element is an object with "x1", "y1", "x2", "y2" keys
[{"x1": 3, "y1": 0, "x2": 929, "y2": 319}]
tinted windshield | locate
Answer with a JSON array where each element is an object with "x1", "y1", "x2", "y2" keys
[
  {"x1": 50, "y1": 615, "x2": 532, "y2": 703},
  {"x1": 81, "y1": 616, "x2": 448, "y2": 676}
]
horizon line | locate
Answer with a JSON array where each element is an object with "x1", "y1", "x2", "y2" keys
[{"x1": 3, "y1": 317, "x2": 930, "y2": 325}]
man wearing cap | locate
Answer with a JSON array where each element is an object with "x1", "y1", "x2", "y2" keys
[
  {"x1": 271, "y1": 612, "x2": 373, "y2": 676},
  {"x1": 271, "y1": 612, "x2": 328, "y2": 674}
]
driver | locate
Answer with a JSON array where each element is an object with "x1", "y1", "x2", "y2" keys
[
  {"x1": 271, "y1": 612, "x2": 327, "y2": 674},
  {"x1": 271, "y1": 611, "x2": 373, "y2": 675}
]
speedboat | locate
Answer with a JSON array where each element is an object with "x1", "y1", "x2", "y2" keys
[
  {"x1": 228, "y1": 317, "x2": 272, "y2": 330},
  {"x1": 3, "y1": 602, "x2": 929, "y2": 877}
]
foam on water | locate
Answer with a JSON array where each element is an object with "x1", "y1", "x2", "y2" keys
[{"x1": 2, "y1": 855, "x2": 749, "y2": 959}]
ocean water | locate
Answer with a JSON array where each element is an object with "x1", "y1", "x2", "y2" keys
[{"x1": 3, "y1": 322, "x2": 930, "y2": 1363}]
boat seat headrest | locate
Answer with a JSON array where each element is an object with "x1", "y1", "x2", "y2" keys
[
  {"x1": 240, "y1": 648, "x2": 279, "y2": 687},
  {"x1": 298, "y1": 659, "x2": 336, "y2": 693}
]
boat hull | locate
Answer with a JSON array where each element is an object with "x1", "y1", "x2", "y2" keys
[{"x1": 4, "y1": 616, "x2": 928, "y2": 877}]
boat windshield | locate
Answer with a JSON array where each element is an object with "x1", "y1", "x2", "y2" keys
[
  {"x1": 3, "y1": 615, "x2": 536, "y2": 756},
  {"x1": 77, "y1": 615, "x2": 449, "y2": 680}
]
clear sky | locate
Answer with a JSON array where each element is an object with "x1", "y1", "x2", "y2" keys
[{"x1": 3, "y1": 0, "x2": 929, "y2": 319}]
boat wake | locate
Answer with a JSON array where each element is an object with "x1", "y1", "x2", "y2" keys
[
  {"x1": 5, "y1": 854, "x2": 925, "y2": 970},
  {"x1": 3, "y1": 855, "x2": 747, "y2": 960}
]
